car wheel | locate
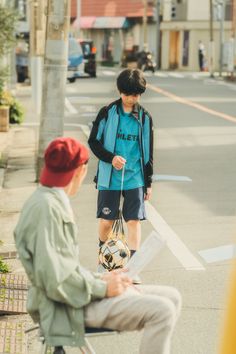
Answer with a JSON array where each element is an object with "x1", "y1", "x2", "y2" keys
[{"x1": 68, "y1": 77, "x2": 76, "y2": 83}]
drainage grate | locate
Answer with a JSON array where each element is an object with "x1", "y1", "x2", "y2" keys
[
  {"x1": 0, "y1": 274, "x2": 28, "y2": 290},
  {"x1": 0, "y1": 287, "x2": 27, "y2": 314},
  {"x1": 0, "y1": 320, "x2": 27, "y2": 354}
]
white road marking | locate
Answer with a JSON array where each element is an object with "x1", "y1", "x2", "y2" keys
[
  {"x1": 192, "y1": 74, "x2": 200, "y2": 79},
  {"x1": 65, "y1": 97, "x2": 78, "y2": 114},
  {"x1": 153, "y1": 174, "x2": 192, "y2": 182},
  {"x1": 198, "y1": 245, "x2": 236, "y2": 263},
  {"x1": 146, "y1": 201, "x2": 205, "y2": 270},
  {"x1": 101, "y1": 70, "x2": 116, "y2": 76},
  {"x1": 68, "y1": 123, "x2": 91, "y2": 137},
  {"x1": 169, "y1": 73, "x2": 184, "y2": 78},
  {"x1": 80, "y1": 112, "x2": 96, "y2": 117},
  {"x1": 154, "y1": 72, "x2": 169, "y2": 78}
]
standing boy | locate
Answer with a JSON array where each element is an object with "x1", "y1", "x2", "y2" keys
[{"x1": 88, "y1": 69, "x2": 153, "y2": 272}]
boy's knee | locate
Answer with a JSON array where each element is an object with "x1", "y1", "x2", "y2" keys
[
  {"x1": 99, "y1": 218, "x2": 114, "y2": 232},
  {"x1": 126, "y1": 220, "x2": 140, "y2": 227}
]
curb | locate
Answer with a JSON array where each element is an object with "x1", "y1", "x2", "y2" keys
[{"x1": 0, "y1": 129, "x2": 15, "y2": 190}]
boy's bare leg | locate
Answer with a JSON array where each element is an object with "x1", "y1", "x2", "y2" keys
[
  {"x1": 99, "y1": 218, "x2": 114, "y2": 242},
  {"x1": 126, "y1": 219, "x2": 141, "y2": 250}
]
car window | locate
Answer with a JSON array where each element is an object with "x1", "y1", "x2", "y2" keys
[{"x1": 82, "y1": 43, "x2": 91, "y2": 56}]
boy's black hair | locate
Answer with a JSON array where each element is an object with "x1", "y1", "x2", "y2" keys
[{"x1": 116, "y1": 69, "x2": 146, "y2": 95}]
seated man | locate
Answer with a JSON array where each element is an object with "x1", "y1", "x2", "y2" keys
[{"x1": 14, "y1": 137, "x2": 181, "y2": 354}]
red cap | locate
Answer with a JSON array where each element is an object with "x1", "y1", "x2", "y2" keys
[{"x1": 40, "y1": 137, "x2": 89, "y2": 187}]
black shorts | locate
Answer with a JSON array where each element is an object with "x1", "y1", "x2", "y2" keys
[{"x1": 97, "y1": 187, "x2": 146, "y2": 222}]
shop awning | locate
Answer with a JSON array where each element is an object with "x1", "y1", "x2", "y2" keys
[
  {"x1": 72, "y1": 16, "x2": 96, "y2": 29},
  {"x1": 93, "y1": 17, "x2": 129, "y2": 29}
]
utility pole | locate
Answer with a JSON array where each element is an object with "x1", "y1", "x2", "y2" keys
[
  {"x1": 219, "y1": 0, "x2": 225, "y2": 77},
  {"x1": 209, "y1": 0, "x2": 215, "y2": 77},
  {"x1": 76, "y1": 0, "x2": 81, "y2": 37},
  {"x1": 143, "y1": 0, "x2": 148, "y2": 50},
  {"x1": 156, "y1": 0, "x2": 161, "y2": 69},
  {"x1": 37, "y1": 0, "x2": 71, "y2": 178},
  {"x1": 29, "y1": 0, "x2": 46, "y2": 116},
  {"x1": 232, "y1": 0, "x2": 236, "y2": 78}
]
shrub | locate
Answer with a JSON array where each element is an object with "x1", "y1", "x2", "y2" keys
[
  {"x1": 0, "y1": 90, "x2": 24, "y2": 124},
  {"x1": 0, "y1": 257, "x2": 10, "y2": 273}
]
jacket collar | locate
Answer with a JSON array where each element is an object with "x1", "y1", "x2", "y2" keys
[
  {"x1": 116, "y1": 98, "x2": 141, "y2": 121},
  {"x1": 38, "y1": 186, "x2": 75, "y2": 223}
]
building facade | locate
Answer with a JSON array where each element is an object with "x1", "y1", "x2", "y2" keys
[
  {"x1": 71, "y1": 0, "x2": 235, "y2": 71},
  {"x1": 70, "y1": 0, "x2": 157, "y2": 64},
  {"x1": 161, "y1": 0, "x2": 234, "y2": 71}
]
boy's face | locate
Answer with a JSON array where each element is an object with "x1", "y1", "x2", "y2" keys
[{"x1": 120, "y1": 93, "x2": 141, "y2": 108}]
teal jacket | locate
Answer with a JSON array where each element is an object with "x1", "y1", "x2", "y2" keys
[
  {"x1": 88, "y1": 99, "x2": 154, "y2": 191},
  {"x1": 14, "y1": 186, "x2": 107, "y2": 348}
]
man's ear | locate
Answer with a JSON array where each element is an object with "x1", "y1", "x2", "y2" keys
[{"x1": 76, "y1": 164, "x2": 88, "y2": 180}]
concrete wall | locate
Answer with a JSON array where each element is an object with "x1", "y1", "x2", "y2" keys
[
  {"x1": 160, "y1": 21, "x2": 233, "y2": 71},
  {"x1": 161, "y1": 30, "x2": 170, "y2": 70},
  {"x1": 187, "y1": 0, "x2": 210, "y2": 21}
]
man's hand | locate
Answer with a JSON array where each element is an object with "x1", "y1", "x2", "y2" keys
[
  {"x1": 112, "y1": 156, "x2": 126, "y2": 170},
  {"x1": 101, "y1": 269, "x2": 132, "y2": 297},
  {"x1": 144, "y1": 187, "x2": 152, "y2": 201}
]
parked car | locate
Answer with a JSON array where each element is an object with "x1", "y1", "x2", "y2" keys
[{"x1": 67, "y1": 38, "x2": 96, "y2": 82}]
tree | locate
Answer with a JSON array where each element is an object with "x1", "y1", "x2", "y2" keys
[{"x1": 0, "y1": 4, "x2": 18, "y2": 92}]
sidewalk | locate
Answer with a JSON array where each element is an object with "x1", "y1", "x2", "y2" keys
[{"x1": 0, "y1": 89, "x2": 140, "y2": 353}]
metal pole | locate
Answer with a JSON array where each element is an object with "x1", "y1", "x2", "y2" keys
[
  {"x1": 143, "y1": 0, "x2": 148, "y2": 50},
  {"x1": 219, "y1": 0, "x2": 225, "y2": 77},
  {"x1": 209, "y1": 0, "x2": 214, "y2": 77},
  {"x1": 29, "y1": 0, "x2": 45, "y2": 116},
  {"x1": 156, "y1": 0, "x2": 161, "y2": 69},
  {"x1": 37, "y1": 0, "x2": 71, "y2": 179},
  {"x1": 232, "y1": 0, "x2": 236, "y2": 78},
  {"x1": 76, "y1": 0, "x2": 81, "y2": 37}
]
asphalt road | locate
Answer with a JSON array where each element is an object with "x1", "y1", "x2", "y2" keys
[{"x1": 22, "y1": 68, "x2": 236, "y2": 354}]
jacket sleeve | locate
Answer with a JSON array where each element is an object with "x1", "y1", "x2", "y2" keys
[
  {"x1": 143, "y1": 112, "x2": 154, "y2": 188},
  {"x1": 34, "y1": 204, "x2": 107, "y2": 308},
  {"x1": 88, "y1": 106, "x2": 115, "y2": 163}
]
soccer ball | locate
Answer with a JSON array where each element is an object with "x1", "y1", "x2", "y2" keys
[{"x1": 99, "y1": 237, "x2": 130, "y2": 271}]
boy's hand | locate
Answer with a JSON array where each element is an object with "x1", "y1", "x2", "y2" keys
[
  {"x1": 112, "y1": 155, "x2": 126, "y2": 170},
  {"x1": 101, "y1": 269, "x2": 132, "y2": 297},
  {"x1": 144, "y1": 187, "x2": 152, "y2": 201}
]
